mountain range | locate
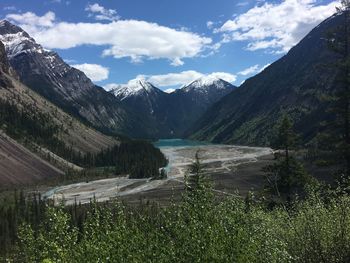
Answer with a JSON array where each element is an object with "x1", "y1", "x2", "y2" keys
[
  {"x1": 0, "y1": 9, "x2": 346, "y2": 183},
  {"x1": 109, "y1": 76, "x2": 235, "y2": 137},
  {"x1": 0, "y1": 20, "x2": 235, "y2": 139}
]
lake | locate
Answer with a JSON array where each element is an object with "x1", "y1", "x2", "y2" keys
[{"x1": 153, "y1": 139, "x2": 210, "y2": 148}]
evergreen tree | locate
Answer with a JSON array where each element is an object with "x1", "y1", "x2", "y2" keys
[
  {"x1": 185, "y1": 150, "x2": 206, "y2": 192},
  {"x1": 274, "y1": 115, "x2": 298, "y2": 169},
  {"x1": 264, "y1": 115, "x2": 312, "y2": 201},
  {"x1": 324, "y1": 2, "x2": 350, "y2": 184}
]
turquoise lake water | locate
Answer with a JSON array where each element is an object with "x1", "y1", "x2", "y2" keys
[{"x1": 153, "y1": 139, "x2": 210, "y2": 148}]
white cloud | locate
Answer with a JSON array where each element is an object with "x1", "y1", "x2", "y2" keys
[
  {"x1": 6, "y1": 11, "x2": 212, "y2": 66},
  {"x1": 164, "y1": 88, "x2": 176, "y2": 93},
  {"x1": 85, "y1": 3, "x2": 120, "y2": 21},
  {"x1": 104, "y1": 83, "x2": 120, "y2": 91},
  {"x1": 72, "y1": 63, "x2": 109, "y2": 82},
  {"x1": 3, "y1": 6, "x2": 16, "y2": 11},
  {"x1": 259, "y1": 63, "x2": 271, "y2": 72},
  {"x1": 6, "y1": 11, "x2": 55, "y2": 28},
  {"x1": 238, "y1": 64, "x2": 260, "y2": 76},
  {"x1": 138, "y1": 71, "x2": 204, "y2": 87},
  {"x1": 207, "y1": 21, "x2": 214, "y2": 29},
  {"x1": 217, "y1": 0, "x2": 339, "y2": 53},
  {"x1": 238, "y1": 63, "x2": 271, "y2": 76},
  {"x1": 207, "y1": 72, "x2": 237, "y2": 82},
  {"x1": 63, "y1": 58, "x2": 77, "y2": 64},
  {"x1": 112, "y1": 70, "x2": 237, "y2": 88},
  {"x1": 236, "y1": 2, "x2": 249, "y2": 7}
]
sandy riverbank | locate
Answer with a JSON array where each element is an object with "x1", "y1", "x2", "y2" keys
[{"x1": 43, "y1": 144, "x2": 273, "y2": 205}]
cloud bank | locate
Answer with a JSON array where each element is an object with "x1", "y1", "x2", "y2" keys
[
  {"x1": 217, "y1": 0, "x2": 338, "y2": 53},
  {"x1": 105, "y1": 70, "x2": 237, "y2": 90},
  {"x1": 6, "y1": 11, "x2": 212, "y2": 66},
  {"x1": 72, "y1": 63, "x2": 109, "y2": 82}
]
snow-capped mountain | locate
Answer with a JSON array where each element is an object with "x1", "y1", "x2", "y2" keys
[
  {"x1": 0, "y1": 19, "x2": 235, "y2": 139},
  {"x1": 169, "y1": 76, "x2": 235, "y2": 136},
  {"x1": 0, "y1": 20, "x2": 154, "y2": 138},
  {"x1": 109, "y1": 78, "x2": 169, "y2": 118},
  {"x1": 174, "y1": 76, "x2": 235, "y2": 108},
  {"x1": 108, "y1": 76, "x2": 235, "y2": 138},
  {"x1": 179, "y1": 76, "x2": 235, "y2": 105},
  {"x1": 109, "y1": 78, "x2": 173, "y2": 136},
  {"x1": 182, "y1": 75, "x2": 233, "y2": 93},
  {"x1": 109, "y1": 78, "x2": 162, "y2": 101},
  {"x1": 0, "y1": 20, "x2": 38, "y2": 58}
]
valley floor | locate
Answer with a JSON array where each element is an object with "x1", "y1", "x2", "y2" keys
[{"x1": 43, "y1": 144, "x2": 273, "y2": 205}]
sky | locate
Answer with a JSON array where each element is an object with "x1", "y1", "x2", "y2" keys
[{"x1": 0, "y1": 0, "x2": 339, "y2": 92}]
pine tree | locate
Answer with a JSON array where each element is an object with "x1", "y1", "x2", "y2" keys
[
  {"x1": 274, "y1": 115, "x2": 298, "y2": 170},
  {"x1": 264, "y1": 115, "x2": 312, "y2": 201},
  {"x1": 325, "y1": 2, "x2": 350, "y2": 183}
]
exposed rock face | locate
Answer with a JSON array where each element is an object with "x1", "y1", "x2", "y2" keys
[
  {"x1": 0, "y1": 38, "x2": 118, "y2": 185},
  {"x1": 0, "y1": 41, "x2": 9, "y2": 73}
]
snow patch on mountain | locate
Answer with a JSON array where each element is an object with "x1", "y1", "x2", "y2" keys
[
  {"x1": 110, "y1": 78, "x2": 159, "y2": 100},
  {"x1": 182, "y1": 76, "x2": 230, "y2": 93},
  {"x1": 0, "y1": 31, "x2": 33, "y2": 58}
]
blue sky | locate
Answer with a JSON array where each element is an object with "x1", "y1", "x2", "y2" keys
[{"x1": 0, "y1": 0, "x2": 338, "y2": 91}]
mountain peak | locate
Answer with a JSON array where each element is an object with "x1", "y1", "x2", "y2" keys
[
  {"x1": 182, "y1": 75, "x2": 234, "y2": 93},
  {"x1": 0, "y1": 20, "x2": 42, "y2": 59},
  {"x1": 127, "y1": 78, "x2": 155, "y2": 92},
  {"x1": 0, "y1": 20, "x2": 27, "y2": 35},
  {"x1": 110, "y1": 78, "x2": 160, "y2": 100},
  {"x1": 194, "y1": 75, "x2": 221, "y2": 86}
]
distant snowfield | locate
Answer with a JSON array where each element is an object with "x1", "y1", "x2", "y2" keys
[{"x1": 43, "y1": 144, "x2": 272, "y2": 205}]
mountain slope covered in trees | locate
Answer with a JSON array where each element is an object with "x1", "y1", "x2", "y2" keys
[{"x1": 190, "y1": 12, "x2": 344, "y2": 146}]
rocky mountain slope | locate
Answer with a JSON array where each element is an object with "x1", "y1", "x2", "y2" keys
[
  {"x1": 0, "y1": 40, "x2": 117, "y2": 185},
  {"x1": 0, "y1": 131, "x2": 63, "y2": 185},
  {"x1": 190, "y1": 11, "x2": 344, "y2": 146},
  {"x1": 0, "y1": 20, "x2": 233, "y2": 139},
  {"x1": 172, "y1": 76, "x2": 235, "y2": 136},
  {"x1": 109, "y1": 79, "x2": 173, "y2": 137},
  {"x1": 0, "y1": 20, "x2": 149, "y2": 138}
]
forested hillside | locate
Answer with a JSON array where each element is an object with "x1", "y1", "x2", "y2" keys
[{"x1": 190, "y1": 11, "x2": 345, "y2": 146}]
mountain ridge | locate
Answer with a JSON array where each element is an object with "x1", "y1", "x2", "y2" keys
[
  {"x1": 0, "y1": 20, "x2": 235, "y2": 139},
  {"x1": 0, "y1": 39, "x2": 119, "y2": 184},
  {"x1": 189, "y1": 11, "x2": 343, "y2": 146},
  {"x1": 0, "y1": 20, "x2": 154, "y2": 138},
  {"x1": 109, "y1": 76, "x2": 235, "y2": 138}
]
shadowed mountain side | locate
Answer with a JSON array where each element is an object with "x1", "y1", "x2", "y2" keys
[{"x1": 190, "y1": 12, "x2": 344, "y2": 146}]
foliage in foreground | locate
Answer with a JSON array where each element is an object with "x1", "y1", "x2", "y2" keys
[{"x1": 11, "y1": 187, "x2": 350, "y2": 263}]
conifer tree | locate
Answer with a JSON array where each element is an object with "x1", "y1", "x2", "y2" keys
[
  {"x1": 325, "y1": 1, "x2": 350, "y2": 183},
  {"x1": 185, "y1": 150, "x2": 207, "y2": 192},
  {"x1": 264, "y1": 115, "x2": 311, "y2": 201}
]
